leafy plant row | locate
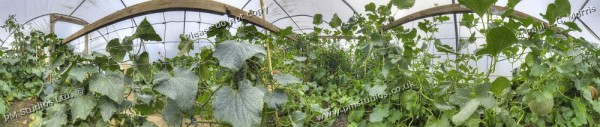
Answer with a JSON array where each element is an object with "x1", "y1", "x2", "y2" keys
[{"x1": 1, "y1": 0, "x2": 600, "y2": 126}]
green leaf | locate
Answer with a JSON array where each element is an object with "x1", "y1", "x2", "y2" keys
[
  {"x1": 162, "y1": 99, "x2": 183, "y2": 127},
  {"x1": 135, "y1": 52, "x2": 152, "y2": 82},
  {"x1": 490, "y1": 77, "x2": 511, "y2": 96},
  {"x1": 369, "y1": 104, "x2": 390, "y2": 122},
  {"x1": 387, "y1": 109, "x2": 402, "y2": 123},
  {"x1": 68, "y1": 65, "x2": 97, "y2": 82},
  {"x1": 263, "y1": 89, "x2": 288, "y2": 109},
  {"x1": 591, "y1": 101, "x2": 600, "y2": 114},
  {"x1": 451, "y1": 99, "x2": 479, "y2": 125},
  {"x1": 122, "y1": 36, "x2": 135, "y2": 51},
  {"x1": 365, "y1": 3, "x2": 376, "y2": 12},
  {"x1": 90, "y1": 71, "x2": 125, "y2": 104},
  {"x1": 329, "y1": 14, "x2": 342, "y2": 28},
  {"x1": 134, "y1": 18, "x2": 162, "y2": 41},
  {"x1": 475, "y1": 26, "x2": 518, "y2": 56},
  {"x1": 273, "y1": 73, "x2": 302, "y2": 86},
  {"x1": 391, "y1": 0, "x2": 415, "y2": 9},
  {"x1": 460, "y1": 13, "x2": 477, "y2": 28},
  {"x1": 458, "y1": 33, "x2": 476, "y2": 51},
  {"x1": 426, "y1": 115, "x2": 451, "y2": 127},
  {"x1": 571, "y1": 98, "x2": 588, "y2": 125},
  {"x1": 0, "y1": 98, "x2": 5, "y2": 116},
  {"x1": 313, "y1": 14, "x2": 323, "y2": 25},
  {"x1": 348, "y1": 107, "x2": 364, "y2": 122},
  {"x1": 477, "y1": 93, "x2": 496, "y2": 109},
  {"x1": 277, "y1": 27, "x2": 293, "y2": 37},
  {"x1": 136, "y1": 92, "x2": 153, "y2": 104},
  {"x1": 542, "y1": 0, "x2": 570, "y2": 24},
  {"x1": 292, "y1": 56, "x2": 307, "y2": 61},
  {"x1": 474, "y1": 83, "x2": 496, "y2": 109},
  {"x1": 153, "y1": 68, "x2": 199, "y2": 113},
  {"x1": 177, "y1": 34, "x2": 195, "y2": 56},
  {"x1": 531, "y1": 64, "x2": 547, "y2": 76},
  {"x1": 449, "y1": 88, "x2": 471, "y2": 106},
  {"x1": 563, "y1": 22, "x2": 582, "y2": 32},
  {"x1": 289, "y1": 111, "x2": 307, "y2": 127},
  {"x1": 433, "y1": 102, "x2": 455, "y2": 111},
  {"x1": 98, "y1": 97, "x2": 118, "y2": 122},
  {"x1": 68, "y1": 95, "x2": 97, "y2": 121},
  {"x1": 213, "y1": 80, "x2": 264, "y2": 127},
  {"x1": 434, "y1": 39, "x2": 456, "y2": 54},
  {"x1": 400, "y1": 90, "x2": 418, "y2": 110},
  {"x1": 43, "y1": 104, "x2": 68, "y2": 127},
  {"x1": 368, "y1": 84, "x2": 387, "y2": 96},
  {"x1": 381, "y1": 64, "x2": 390, "y2": 78},
  {"x1": 213, "y1": 40, "x2": 266, "y2": 71},
  {"x1": 95, "y1": 119, "x2": 111, "y2": 127},
  {"x1": 457, "y1": 0, "x2": 498, "y2": 17},
  {"x1": 507, "y1": 0, "x2": 521, "y2": 8},
  {"x1": 106, "y1": 38, "x2": 126, "y2": 61}
]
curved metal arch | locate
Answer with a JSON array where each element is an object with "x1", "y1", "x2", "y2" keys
[
  {"x1": 382, "y1": 4, "x2": 550, "y2": 31},
  {"x1": 62, "y1": 0, "x2": 297, "y2": 44}
]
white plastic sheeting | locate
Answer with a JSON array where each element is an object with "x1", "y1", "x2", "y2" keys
[{"x1": 0, "y1": 0, "x2": 598, "y2": 77}]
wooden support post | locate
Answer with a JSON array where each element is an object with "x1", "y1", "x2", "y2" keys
[{"x1": 84, "y1": 35, "x2": 89, "y2": 54}]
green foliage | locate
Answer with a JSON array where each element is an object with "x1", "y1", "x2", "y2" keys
[
  {"x1": 106, "y1": 39, "x2": 126, "y2": 61},
  {"x1": 177, "y1": 34, "x2": 195, "y2": 56},
  {"x1": 133, "y1": 18, "x2": 162, "y2": 41},
  {"x1": 273, "y1": 73, "x2": 302, "y2": 86},
  {"x1": 458, "y1": 0, "x2": 498, "y2": 17},
  {"x1": 369, "y1": 104, "x2": 390, "y2": 122},
  {"x1": 2, "y1": 1, "x2": 600, "y2": 126},
  {"x1": 263, "y1": 89, "x2": 289, "y2": 109},
  {"x1": 213, "y1": 80, "x2": 264, "y2": 127},
  {"x1": 365, "y1": 3, "x2": 376, "y2": 12},
  {"x1": 391, "y1": 0, "x2": 415, "y2": 9},
  {"x1": 213, "y1": 40, "x2": 266, "y2": 71},
  {"x1": 153, "y1": 68, "x2": 199, "y2": 113},
  {"x1": 89, "y1": 71, "x2": 125, "y2": 104},
  {"x1": 476, "y1": 26, "x2": 518, "y2": 56},
  {"x1": 67, "y1": 95, "x2": 97, "y2": 121},
  {"x1": 451, "y1": 99, "x2": 479, "y2": 125},
  {"x1": 43, "y1": 104, "x2": 68, "y2": 127},
  {"x1": 490, "y1": 77, "x2": 511, "y2": 96},
  {"x1": 313, "y1": 14, "x2": 323, "y2": 25},
  {"x1": 329, "y1": 14, "x2": 342, "y2": 28},
  {"x1": 98, "y1": 97, "x2": 118, "y2": 122},
  {"x1": 135, "y1": 51, "x2": 152, "y2": 82},
  {"x1": 542, "y1": 0, "x2": 571, "y2": 24}
]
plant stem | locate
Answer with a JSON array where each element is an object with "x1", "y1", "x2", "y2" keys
[{"x1": 486, "y1": 56, "x2": 498, "y2": 78}]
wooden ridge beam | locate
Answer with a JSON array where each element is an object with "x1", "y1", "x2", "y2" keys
[
  {"x1": 382, "y1": 4, "x2": 550, "y2": 31},
  {"x1": 62, "y1": 0, "x2": 297, "y2": 44},
  {"x1": 50, "y1": 14, "x2": 89, "y2": 26}
]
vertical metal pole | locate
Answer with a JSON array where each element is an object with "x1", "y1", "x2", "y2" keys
[
  {"x1": 183, "y1": 11, "x2": 187, "y2": 34},
  {"x1": 452, "y1": 0, "x2": 459, "y2": 53}
]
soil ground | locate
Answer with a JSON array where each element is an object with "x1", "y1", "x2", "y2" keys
[{"x1": 0, "y1": 98, "x2": 37, "y2": 127}]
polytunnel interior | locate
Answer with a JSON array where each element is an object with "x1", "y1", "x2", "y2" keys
[{"x1": 1, "y1": 0, "x2": 600, "y2": 126}]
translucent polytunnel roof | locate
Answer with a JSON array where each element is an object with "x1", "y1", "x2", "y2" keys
[{"x1": 0, "y1": 0, "x2": 598, "y2": 62}]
